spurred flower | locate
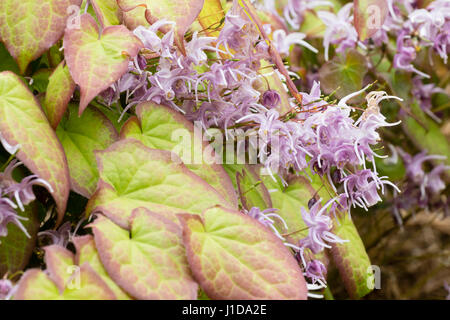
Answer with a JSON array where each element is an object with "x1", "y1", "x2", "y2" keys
[
  {"x1": 304, "y1": 259, "x2": 327, "y2": 286},
  {"x1": 299, "y1": 198, "x2": 347, "y2": 253},
  {"x1": 0, "y1": 193, "x2": 30, "y2": 240}
]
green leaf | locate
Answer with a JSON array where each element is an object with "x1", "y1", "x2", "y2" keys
[
  {"x1": 374, "y1": 154, "x2": 406, "y2": 182},
  {"x1": 31, "y1": 69, "x2": 52, "y2": 93},
  {"x1": 14, "y1": 245, "x2": 117, "y2": 300},
  {"x1": 43, "y1": 245, "x2": 78, "y2": 291},
  {"x1": 120, "y1": 102, "x2": 237, "y2": 207},
  {"x1": 118, "y1": 0, "x2": 204, "y2": 52},
  {"x1": 330, "y1": 212, "x2": 373, "y2": 298},
  {"x1": 0, "y1": 0, "x2": 82, "y2": 74},
  {"x1": 0, "y1": 43, "x2": 20, "y2": 74},
  {"x1": 223, "y1": 164, "x2": 272, "y2": 210},
  {"x1": 91, "y1": 0, "x2": 122, "y2": 27},
  {"x1": 120, "y1": 4, "x2": 149, "y2": 30},
  {"x1": 0, "y1": 204, "x2": 39, "y2": 277},
  {"x1": 14, "y1": 265, "x2": 117, "y2": 300},
  {"x1": 0, "y1": 71, "x2": 70, "y2": 224},
  {"x1": 91, "y1": 209, "x2": 198, "y2": 299},
  {"x1": 56, "y1": 104, "x2": 118, "y2": 198},
  {"x1": 262, "y1": 174, "x2": 316, "y2": 243},
  {"x1": 179, "y1": 206, "x2": 308, "y2": 300},
  {"x1": 44, "y1": 61, "x2": 76, "y2": 129},
  {"x1": 63, "y1": 13, "x2": 143, "y2": 115},
  {"x1": 262, "y1": 170, "x2": 334, "y2": 243},
  {"x1": 73, "y1": 235, "x2": 130, "y2": 299},
  {"x1": 319, "y1": 49, "x2": 368, "y2": 98},
  {"x1": 403, "y1": 101, "x2": 450, "y2": 167},
  {"x1": 264, "y1": 171, "x2": 373, "y2": 298},
  {"x1": 354, "y1": 0, "x2": 388, "y2": 41},
  {"x1": 85, "y1": 139, "x2": 233, "y2": 228}
]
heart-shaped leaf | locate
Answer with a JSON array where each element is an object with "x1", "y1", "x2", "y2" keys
[
  {"x1": 91, "y1": 0, "x2": 122, "y2": 27},
  {"x1": 43, "y1": 61, "x2": 76, "y2": 129},
  {"x1": 56, "y1": 104, "x2": 118, "y2": 198},
  {"x1": 120, "y1": 4, "x2": 150, "y2": 30},
  {"x1": 44, "y1": 245, "x2": 78, "y2": 291},
  {"x1": 319, "y1": 49, "x2": 368, "y2": 98},
  {"x1": 73, "y1": 235, "x2": 130, "y2": 299},
  {"x1": 354, "y1": 0, "x2": 388, "y2": 41},
  {"x1": 118, "y1": 0, "x2": 204, "y2": 52},
  {"x1": 14, "y1": 245, "x2": 116, "y2": 300},
  {"x1": 120, "y1": 102, "x2": 237, "y2": 207},
  {"x1": 63, "y1": 13, "x2": 143, "y2": 115},
  {"x1": 330, "y1": 212, "x2": 373, "y2": 298},
  {"x1": 86, "y1": 139, "x2": 232, "y2": 228},
  {"x1": 0, "y1": 71, "x2": 70, "y2": 224},
  {"x1": 14, "y1": 263, "x2": 116, "y2": 300},
  {"x1": 0, "y1": 0, "x2": 82, "y2": 74},
  {"x1": 90, "y1": 209, "x2": 198, "y2": 299},
  {"x1": 0, "y1": 204, "x2": 39, "y2": 277},
  {"x1": 179, "y1": 206, "x2": 308, "y2": 300}
]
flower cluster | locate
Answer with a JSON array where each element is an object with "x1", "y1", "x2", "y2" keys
[
  {"x1": 93, "y1": 1, "x2": 409, "y2": 296},
  {"x1": 390, "y1": 149, "x2": 450, "y2": 224},
  {"x1": 391, "y1": 0, "x2": 450, "y2": 77},
  {"x1": 0, "y1": 159, "x2": 53, "y2": 240}
]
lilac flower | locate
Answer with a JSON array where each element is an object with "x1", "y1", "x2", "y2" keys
[
  {"x1": 184, "y1": 32, "x2": 219, "y2": 65},
  {"x1": 342, "y1": 170, "x2": 400, "y2": 210},
  {"x1": 38, "y1": 221, "x2": 72, "y2": 247},
  {"x1": 245, "y1": 207, "x2": 288, "y2": 240},
  {"x1": 0, "y1": 160, "x2": 53, "y2": 240},
  {"x1": 425, "y1": 164, "x2": 450, "y2": 196},
  {"x1": 412, "y1": 76, "x2": 445, "y2": 122},
  {"x1": 393, "y1": 29, "x2": 430, "y2": 78},
  {"x1": 317, "y1": 3, "x2": 361, "y2": 61},
  {"x1": 394, "y1": 149, "x2": 449, "y2": 216},
  {"x1": 216, "y1": 10, "x2": 259, "y2": 55},
  {"x1": 133, "y1": 20, "x2": 176, "y2": 57},
  {"x1": 304, "y1": 259, "x2": 327, "y2": 286},
  {"x1": 5, "y1": 174, "x2": 53, "y2": 212},
  {"x1": 283, "y1": 0, "x2": 334, "y2": 29},
  {"x1": 272, "y1": 29, "x2": 318, "y2": 56},
  {"x1": 1, "y1": 160, "x2": 53, "y2": 211},
  {"x1": 299, "y1": 198, "x2": 347, "y2": 254},
  {"x1": 0, "y1": 193, "x2": 30, "y2": 239},
  {"x1": 399, "y1": 150, "x2": 447, "y2": 184},
  {"x1": 409, "y1": 1, "x2": 450, "y2": 64}
]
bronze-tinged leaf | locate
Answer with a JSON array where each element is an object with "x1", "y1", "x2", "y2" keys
[
  {"x1": 179, "y1": 206, "x2": 308, "y2": 300},
  {"x1": 63, "y1": 13, "x2": 143, "y2": 115},
  {"x1": 0, "y1": 0, "x2": 82, "y2": 74},
  {"x1": 0, "y1": 71, "x2": 70, "y2": 225}
]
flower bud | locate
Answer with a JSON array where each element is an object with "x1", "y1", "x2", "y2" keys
[{"x1": 261, "y1": 90, "x2": 281, "y2": 108}]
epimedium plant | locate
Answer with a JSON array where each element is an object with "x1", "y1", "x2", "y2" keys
[{"x1": 0, "y1": 0, "x2": 449, "y2": 300}]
